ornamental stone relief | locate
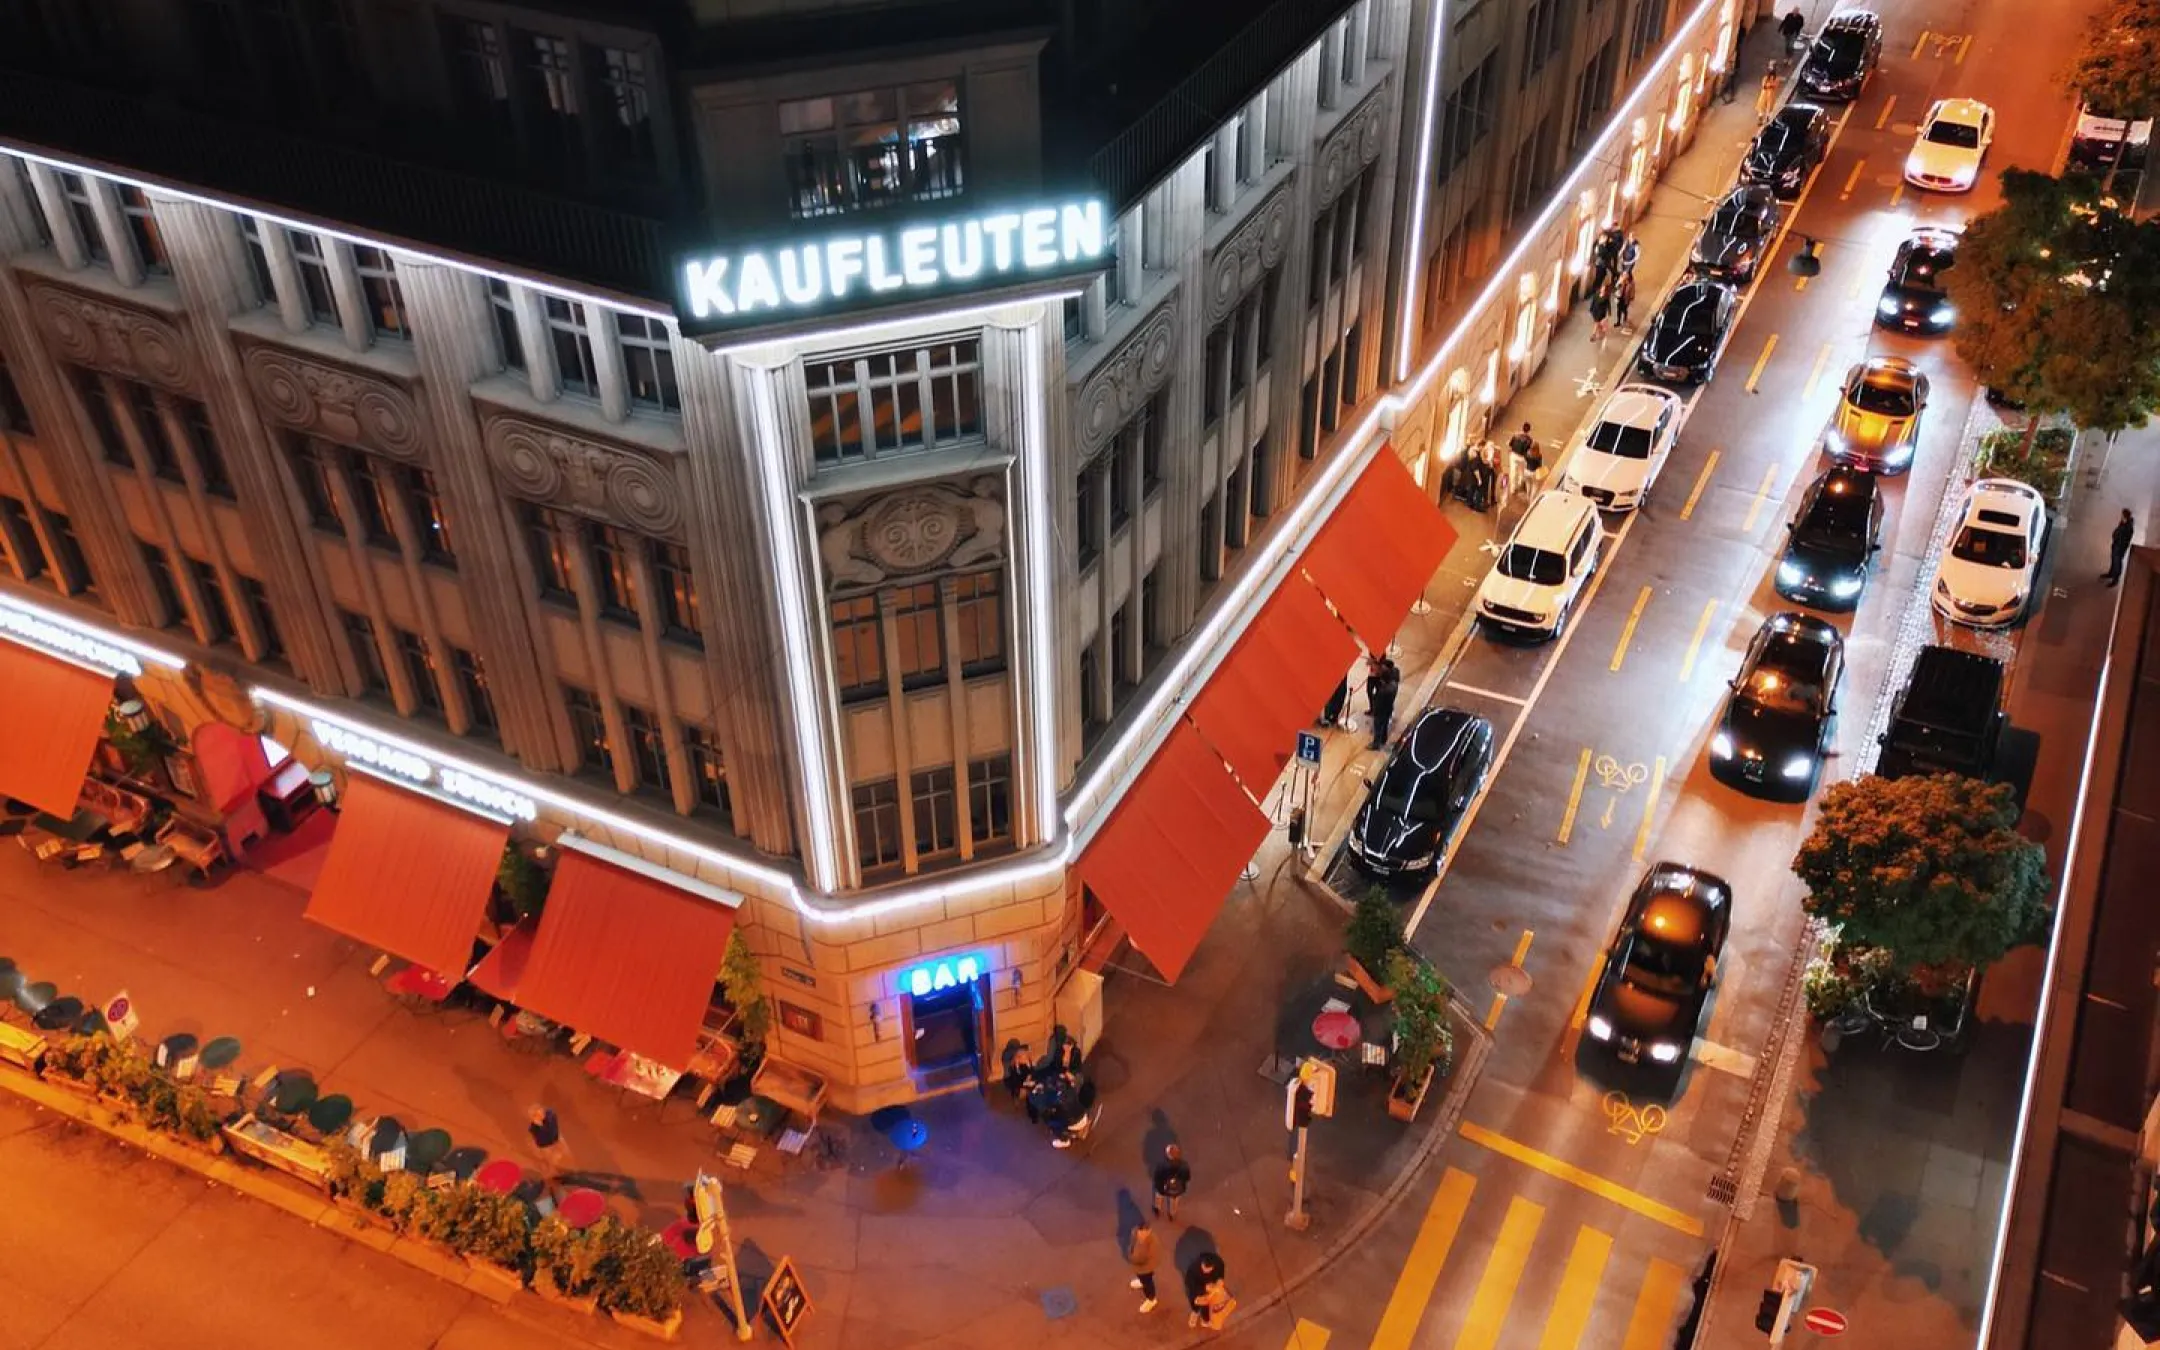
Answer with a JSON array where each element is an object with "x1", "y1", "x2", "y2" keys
[
  {"x1": 814, "y1": 475, "x2": 1005, "y2": 592},
  {"x1": 1313, "y1": 86, "x2": 1389, "y2": 209},
  {"x1": 26, "y1": 284, "x2": 196, "y2": 393},
  {"x1": 1204, "y1": 183, "x2": 1294, "y2": 325},
  {"x1": 481, "y1": 415, "x2": 685, "y2": 540},
  {"x1": 1075, "y1": 298, "x2": 1179, "y2": 455},
  {"x1": 241, "y1": 346, "x2": 423, "y2": 461}
]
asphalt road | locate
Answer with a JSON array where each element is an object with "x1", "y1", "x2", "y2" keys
[{"x1": 1249, "y1": 1, "x2": 2100, "y2": 1345}]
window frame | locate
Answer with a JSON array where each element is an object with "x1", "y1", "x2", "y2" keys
[
  {"x1": 781, "y1": 79, "x2": 966, "y2": 219},
  {"x1": 351, "y1": 245, "x2": 411, "y2": 342},
  {"x1": 952, "y1": 569, "x2": 1005, "y2": 676},
  {"x1": 615, "y1": 311, "x2": 680, "y2": 413},
  {"x1": 453, "y1": 645, "x2": 496, "y2": 732},
  {"x1": 56, "y1": 172, "x2": 108, "y2": 264},
  {"x1": 544, "y1": 297, "x2": 600, "y2": 399},
  {"x1": 851, "y1": 777, "x2": 903, "y2": 870},
  {"x1": 968, "y1": 753, "x2": 1012, "y2": 844},
  {"x1": 287, "y1": 230, "x2": 341, "y2": 327},
  {"x1": 829, "y1": 592, "x2": 884, "y2": 700},
  {"x1": 890, "y1": 581, "x2": 944, "y2": 691},
  {"x1": 564, "y1": 685, "x2": 613, "y2": 775},
  {"x1": 910, "y1": 764, "x2": 959, "y2": 859},
  {"x1": 803, "y1": 338, "x2": 984, "y2": 466},
  {"x1": 117, "y1": 185, "x2": 166, "y2": 275}
]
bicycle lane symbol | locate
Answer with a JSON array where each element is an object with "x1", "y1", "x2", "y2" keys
[
  {"x1": 1593, "y1": 755, "x2": 1649, "y2": 830},
  {"x1": 1603, "y1": 1090, "x2": 1667, "y2": 1145}
]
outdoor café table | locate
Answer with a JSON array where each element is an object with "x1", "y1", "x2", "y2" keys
[
  {"x1": 585, "y1": 1048, "x2": 682, "y2": 1103},
  {"x1": 558, "y1": 1188, "x2": 608, "y2": 1230},
  {"x1": 1312, "y1": 1009, "x2": 1361, "y2": 1053},
  {"x1": 474, "y1": 1159, "x2": 524, "y2": 1195},
  {"x1": 385, "y1": 966, "x2": 455, "y2": 1003},
  {"x1": 733, "y1": 1094, "x2": 787, "y2": 1139}
]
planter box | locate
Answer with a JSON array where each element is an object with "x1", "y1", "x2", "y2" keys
[
  {"x1": 536, "y1": 1274, "x2": 601, "y2": 1316},
  {"x1": 463, "y1": 1254, "x2": 527, "y2": 1297},
  {"x1": 44, "y1": 1074, "x2": 99, "y2": 1103},
  {"x1": 610, "y1": 1307, "x2": 684, "y2": 1341},
  {"x1": 1345, "y1": 955, "x2": 1395, "y2": 1005},
  {"x1": 1386, "y1": 1064, "x2": 1436, "y2": 1122}
]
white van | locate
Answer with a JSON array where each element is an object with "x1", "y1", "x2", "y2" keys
[
  {"x1": 2070, "y1": 102, "x2": 2152, "y2": 172},
  {"x1": 1477, "y1": 491, "x2": 1605, "y2": 639}
]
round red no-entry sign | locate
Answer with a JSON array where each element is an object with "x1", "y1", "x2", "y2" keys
[{"x1": 1803, "y1": 1308, "x2": 1848, "y2": 1335}]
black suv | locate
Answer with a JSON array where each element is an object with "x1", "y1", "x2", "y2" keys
[
  {"x1": 1876, "y1": 645, "x2": 2007, "y2": 780},
  {"x1": 1690, "y1": 184, "x2": 1783, "y2": 283},
  {"x1": 1348, "y1": 708, "x2": 1495, "y2": 877},
  {"x1": 1775, "y1": 468, "x2": 1883, "y2": 611},
  {"x1": 1797, "y1": 9, "x2": 1882, "y2": 102},
  {"x1": 1635, "y1": 279, "x2": 1738, "y2": 385},
  {"x1": 1743, "y1": 103, "x2": 1831, "y2": 199}
]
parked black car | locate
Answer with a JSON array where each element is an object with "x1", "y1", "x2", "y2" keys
[
  {"x1": 1708, "y1": 612, "x2": 1844, "y2": 799},
  {"x1": 1690, "y1": 185, "x2": 1783, "y2": 283},
  {"x1": 1796, "y1": 9, "x2": 1882, "y2": 102},
  {"x1": 1775, "y1": 468, "x2": 1883, "y2": 611},
  {"x1": 1876, "y1": 228, "x2": 1960, "y2": 334},
  {"x1": 1634, "y1": 279, "x2": 1737, "y2": 385},
  {"x1": 1582, "y1": 862, "x2": 1732, "y2": 1079},
  {"x1": 1742, "y1": 103, "x2": 1831, "y2": 199},
  {"x1": 1347, "y1": 708, "x2": 1496, "y2": 878},
  {"x1": 1876, "y1": 645, "x2": 2007, "y2": 781}
]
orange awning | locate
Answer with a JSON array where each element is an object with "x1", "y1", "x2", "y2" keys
[
  {"x1": 0, "y1": 645, "x2": 112, "y2": 818},
  {"x1": 1186, "y1": 574, "x2": 1358, "y2": 792},
  {"x1": 1299, "y1": 447, "x2": 1457, "y2": 649},
  {"x1": 511, "y1": 845, "x2": 739, "y2": 1070},
  {"x1": 1075, "y1": 722, "x2": 1272, "y2": 984},
  {"x1": 303, "y1": 775, "x2": 508, "y2": 977},
  {"x1": 468, "y1": 917, "x2": 538, "y2": 1002}
]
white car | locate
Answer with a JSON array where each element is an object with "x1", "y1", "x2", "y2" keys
[
  {"x1": 1561, "y1": 383, "x2": 1685, "y2": 511},
  {"x1": 1906, "y1": 98, "x2": 1994, "y2": 192},
  {"x1": 1477, "y1": 491, "x2": 1604, "y2": 640},
  {"x1": 1932, "y1": 478, "x2": 2047, "y2": 627}
]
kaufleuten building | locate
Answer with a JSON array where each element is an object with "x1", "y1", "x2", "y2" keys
[{"x1": 0, "y1": 0, "x2": 1747, "y2": 1108}]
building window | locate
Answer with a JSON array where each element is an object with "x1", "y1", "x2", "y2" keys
[
  {"x1": 446, "y1": 17, "x2": 513, "y2": 133},
  {"x1": 238, "y1": 216, "x2": 277, "y2": 308},
  {"x1": 73, "y1": 369, "x2": 127, "y2": 465},
  {"x1": 520, "y1": 31, "x2": 582, "y2": 157},
  {"x1": 288, "y1": 231, "x2": 341, "y2": 326},
  {"x1": 237, "y1": 575, "x2": 283, "y2": 662},
  {"x1": 911, "y1": 765, "x2": 958, "y2": 858},
  {"x1": 487, "y1": 278, "x2": 525, "y2": 373},
  {"x1": 399, "y1": 466, "x2": 455, "y2": 565},
  {"x1": 1108, "y1": 429, "x2": 1134, "y2": 529},
  {"x1": 453, "y1": 646, "x2": 495, "y2": 732},
  {"x1": 892, "y1": 582, "x2": 944, "y2": 689},
  {"x1": 782, "y1": 81, "x2": 964, "y2": 219},
  {"x1": 343, "y1": 454, "x2": 395, "y2": 547},
  {"x1": 0, "y1": 497, "x2": 45, "y2": 579},
  {"x1": 830, "y1": 594, "x2": 883, "y2": 698},
  {"x1": 178, "y1": 399, "x2": 233, "y2": 498},
  {"x1": 124, "y1": 384, "x2": 182, "y2": 482},
  {"x1": 616, "y1": 313, "x2": 679, "y2": 413},
  {"x1": 188, "y1": 558, "x2": 234, "y2": 643},
  {"x1": 653, "y1": 540, "x2": 701, "y2": 644},
  {"x1": 622, "y1": 704, "x2": 668, "y2": 792},
  {"x1": 293, "y1": 440, "x2": 343, "y2": 531},
  {"x1": 968, "y1": 754, "x2": 1011, "y2": 844},
  {"x1": 1075, "y1": 465, "x2": 1101, "y2": 570},
  {"x1": 685, "y1": 725, "x2": 731, "y2": 817},
  {"x1": 0, "y1": 352, "x2": 33, "y2": 434},
  {"x1": 140, "y1": 542, "x2": 183, "y2": 625},
  {"x1": 1138, "y1": 392, "x2": 1167, "y2": 492},
  {"x1": 544, "y1": 297, "x2": 600, "y2": 398},
  {"x1": 8, "y1": 157, "x2": 49, "y2": 247},
  {"x1": 47, "y1": 513, "x2": 92, "y2": 593},
  {"x1": 352, "y1": 246, "x2": 410, "y2": 341},
  {"x1": 1203, "y1": 325, "x2": 1229, "y2": 425},
  {"x1": 590, "y1": 45, "x2": 657, "y2": 175},
  {"x1": 118, "y1": 186, "x2": 166, "y2": 274},
  {"x1": 396, "y1": 627, "x2": 441, "y2": 713},
  {"x1": 953, "y1": 570, "x2": 1004, "y2": 675},
  {"x1": 803, "y1": 338, "x2": 982, "y2": 466},
  {"x1": 1078, "y1": 638, "x2": 1104, "y2": 738},
  {"x1": 56, "y1": 173, "x2": 107, "y2": 264},
  {"x1": 523, "y1": 504, "x2": 575, "y2": 599},
  {"x1": 851, "y1": 778, "x2": 902, "y2": 869},
  {"x1": 586, "y1": 522, "x2": 638, "y2": 621},
  {"x1": 1628, "y1": 0, "x2": 1668, "y2": 62},
  {"x1": 342, "y1": 609, "x2": 387, "y2": 694}
]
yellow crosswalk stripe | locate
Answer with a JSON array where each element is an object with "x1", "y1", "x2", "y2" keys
[
  {"x1": 1535, "y1": 1227, "x2": 1614, "y2": 1350},
  {"x1": 1285, "y1": 1317, "x2": 1332, "y2": 1349},
  {"x1": 1369, "y1": 1167, "x2": 1478, "y2": 1350},
  {"x1": 1619, "y1": 1259, "x2": 1689, "y2": 1350},
  {"x1": 1452, "y1": 1196, "x2": 1544, "y2": 1350}
]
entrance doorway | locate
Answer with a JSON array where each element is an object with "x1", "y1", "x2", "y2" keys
[{"x1": 902, "y1": 972, "x2": 995, "y2": 1092}]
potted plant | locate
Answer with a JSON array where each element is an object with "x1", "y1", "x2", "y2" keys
[
  {"x1": 41, "y1": 1035, "x2": 106, "y2": 1100},
  {"x1": 720, "y1": 931, "x2": 771, "y2": 1072},
  {"x1": 496, "y1": 843, "x2": 552, "y2": 921},
  {"x1": 1344, "y1": 887, "x2": 1404, "y2": 1004},
  {"x1": 379, "y1": 1170, "x2": 429, "y2": 1234},
  {"x1": 461, "y1": 1190, "x2": 533, "y2": 1293},
  {"x1": 598, "y1": 1218, "x2": 686, "y2": 1340},
  {"x1": 1385, "y1": 952, "x2": 1453, "y2": 1121},
  {"x1": 325, "y1": 1138, "x2": 392, "y2": 1221},
  {"x1": 532, "y1": 1215, "x2": 605, "y2": 1313}
]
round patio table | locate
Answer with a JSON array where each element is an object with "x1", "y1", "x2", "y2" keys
[
  {"x1": 271, "y1": 1075, "x2": 318, "y2": 1116},
  {"x1": 736, "y1": 1095, "x2": 784, "y2": 1137},
  {"x1": 33, "y1": 996, "x2": 83, "y2": 1032},
  {"x1": 892, "y1": 1119, "x2": 928, "y2": 1170},
  {"x1": 367, "y1": 1117, "x2": 405, "y2": 1161},
  {"x1": 475, "y1": 1159, "x2": 524, "y2": 1195},
  {"x1": 1312, "y1": 1010, "x2": 1360, "y2": 1052},
  {"x1": 16, "y1": 980, "x2": 55, "y2": 1015},
  {"x1": 442, "y1": 1146, "x2": 487, "y2": 1182},
  {"x1": 200, "y1": 1036, "x2": 243, "y2": 1071},
  {"x1": 156, "y1": 1033, "x2": 199, "y2": 1070},
  {"x1": 558, "y1": 1188, "x2": 607, "y2": 1229},
  {"x1": 307, "y1": 1094, "x2": 353, "y2": 1136},
  {"x1": 404, "y1": 1128, "x2": 451, "y2": 1174}
]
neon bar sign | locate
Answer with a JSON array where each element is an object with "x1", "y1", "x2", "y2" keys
[
  {"x1": 900, "y1": 951, "x2": 987, "y2": 997},
  {"x1": 677, "y1": 200, "x2": 1109, "y2": 336},
  {"x1": 313, "y1": 718, "x2": 539, "y2": 822}
]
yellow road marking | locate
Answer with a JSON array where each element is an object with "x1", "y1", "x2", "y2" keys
[
  {"x1": 1740, "y1": 462, "x2": 1779, "y2": 533},
  {"x1": 1568, "y1": 959, "x2": 1600, "y2": 1031},
  {"x1": 1678, "y1": 600, "x2": 1718, "y2": 682},
  {"x1": 1743, "y1": 334, "x2": 1778, "y2": 392},
  {"x1": 1456, "y1": 1122, "x2": 1706, "y2": 1237},
  {"x1": 1911, "y1": 28, "x2": 1931, "y2": 59},
  {"x1": 1287, "y1": 1319, "x2": 1332, "y2": 1350},
  {"x1": 1956, "y1": 33, "x2": 1972, "y2": 64},
  {"x1": 1536, "y1": 1227, "x2": 1615, "y2": 1350},
  {"x1": 1620, "y1": 1260, "x2": 1691, "y2": 1350},
  {"x1": 1453, "y1": 1196, "x2": 1544, "y2": 1350},
  {"x1": 1371, "y1": 1168, "x2": 1479, "y2": 1350},
  {"x1": 1874, "y1": 94, "x2": 1897, "y2": 130},
  {"x1": 1631, "y1": 755, "x2": 1666, "y2": 859},
  {"x1": 1839, "y1": 158, "x2": 1866, "y2": 198},
  {"x1": 1889, "y1": 181, "x2": 1905, "y2": 207},
  {"x1": 1485, "y1": 929, "x2": 1537, "y2": 1029},
  {"x1": 1510, "y1": 929, "x2": 1535, "y2": 965},
  {"x1": 1608, "y1": 585, "x2": 1653, "y2": 672},
  {"x1": 1677, "y1": 449, "x2": 1718, "y2": 520},
  {"x1": 1556, "y1": 748, "x2": 1592, "y2": 844},
  {"x1": 1802, "y1": 341, "x2": 1833, "y2": 398}
]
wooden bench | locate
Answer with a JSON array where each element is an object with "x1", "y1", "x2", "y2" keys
[{"x1": 750, "y1": 1057, "x2": 829, "y2": 1126}]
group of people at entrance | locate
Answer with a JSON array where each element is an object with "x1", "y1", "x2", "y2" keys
[
  {"x1": 1586, "y1": 224, "x2": 1639, "y2": 344},
  {"x1": 1002, "y1": 1026, "x2": 1097, "y2": 1148}
]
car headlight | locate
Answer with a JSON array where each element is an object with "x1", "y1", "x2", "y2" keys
[
  {"x1": 1905, "y1": 153, "x2": 1925, "y2": 176},
  {"x1": 1648, "y1": 1042, "x2": 1683, "y2": 1064},
  {"x1": 1781, "y1": 753, "x2": 1815, "y2": 780},
  {"x1": 1587, "y1": 1015, "x2": 1615, "y2": 1041},
  {"x1": 2004, "y1": 591, "x2": 2025, "y2": 610},
  {"x1": 1777, "y1": 560, "x2": 1808, "y2": 587},
  {"x1": 1878, "y1": 296, "x2": 1903, "y2": 317},
  {"x1": 1711, "y1": 731, "x2": 1735, "y2": 759},
  {"x1": 1950, "y1": 167, "x2": 1976, "y2": 186},
  {"x1": 1822, "y1": 430, "x2": 1847, "y2": 455},
  {"x1": 1885, "y1": 441, "x2": 1913, "y2": 464},
  {"x1": 1929, "y1": 304, "x2": 1954, "y2": 323},
  {"x1": 1405, "y1": 852, "x2": 1436, "y2": 870},
  {"x1": 1935, "y1": 577, "x2": 1952, "y2": 597},
  {"x1": 1829, "y1": 574, "x2": 1865, "y2": 599}
]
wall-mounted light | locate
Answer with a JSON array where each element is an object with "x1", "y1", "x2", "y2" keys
[
  {"x1": 112, "y1": 699, "x2": 150, "y2": 733},
  {"x1": 309, "y1": 768, "x2": 340, "y2": 812}
]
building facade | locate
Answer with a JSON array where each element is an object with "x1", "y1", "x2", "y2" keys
[{"x1": 0, "y1": 0, "x2": 1743, "y2": 1110}]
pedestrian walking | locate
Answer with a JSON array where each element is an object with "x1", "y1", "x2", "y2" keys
[
  {"x1": 527, "y1": 1105, "x2": 571, "y2": 1201},
  {"x1": 1780, "y1": 7, "x2": 1806, "y2": 55},
  {"x1": 1588, "y1": 284, "x2": 1611, "y2": 343},
  {"x1": 1756, "y1": 65, "x2": 1782, "y2": 123},
  {"x1": 2105, "y1": 509, "x2": 2138, "y2": 585},
  {"x1": 1366, "y1": 656, "x2": 1401, "y2": 750},
  {"x1": 1615, "y1": 270, "x2": 1635, "y2": 329},
  {"x1": 1489, "y1": 440, "x2": 1513, "y2": 513},
  {"x1": 1507, "y1": 423, "x2": 1536, "y2": 498},
  {"x1": 1127, "y1": 1218, "x2": 1160, "y2": 1312},
  {"x1": 1152, "y1": 1143, "x2": 1191, "y2": 1220},
  {"x1": 1618, "y1": 233, "x2": 1641, "y2": 277}
]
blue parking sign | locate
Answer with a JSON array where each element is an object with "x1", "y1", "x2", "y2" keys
[{"x1": 1295, "y1": 732, "x2": 1323, "y2": 767}]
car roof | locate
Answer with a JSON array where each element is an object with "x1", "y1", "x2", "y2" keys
[
  {"x1": 1598, "y1": 384, "x2": 1679, "y2": 430},
  {"x1": 1965, "y1": 478, "x2": 2042, "y2": 524},
  {"x1": 1721, "y1": 183, "x2": 1778, "y2": 208},
  {"x1": 1852, "y1": 356, "x2": 1920, "y2": 388},
  {"x1": 1823, "y1": 8, "x2": 1880, "y2": 32},
  {"x1": 1634, "y1": 862, "x2": 1730, "y2": 924},
  {"x1": 1514, "y1": 490, "x2": 1597, "y2": 546},
  {"x1": 1668, "y1": 277, "x2": 1730, "y2": 303},
  {"x1": 1760, "y1": 609, "x2": 1842, "y2": 649},
  {"x1": 1801, "y1": 467, "x2": 1878, "y2": 523},
  {"x1": 1927, "y1": 98, "x2": 1991, "y2": 126},
  {"x1": 1771, "y1": 103, "x2": 1825, "y2": 131},
  {"x1": 1401, "y1": 706, "x2": 1488, "y2": 761}
]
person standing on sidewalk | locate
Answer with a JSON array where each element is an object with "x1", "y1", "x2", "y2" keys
[
  {"x1": 1152, "y1": 1143, "x2": 1191, "y2": 1219},
  {"x1": 1507, "y1": 422, "x2": 1537, "y2": 499},
  {"x1": 1615, "y1": 270, "x2": 1636, "y2": 330},
  {"x1": 1618, "y1": 233, "x2": 1640, "y2": 277},
  {"x1": 527, "y1": 1105, "x2": 571, "y2": 1201},
  {"x1": 1780, "y1": 7, "x2": 1806, "y2": 54},
  {"x1": 1184, "y1": 1251, "x2": 1228, "y2": 1329},
  {"x1": 1366, "y1": 656, "x2": 1401, "y2": 750},
  {"x1": 2105, "y1": 509, "x2": 2139, "y2": 585},
  {"x1": 1488, "y1": 437, "x2": 1513, "y2": 514},
  {"x1": 1757, "y1": 62, "x2": 1783, "y2": 123},
  {"x1": 1588, "y1": 283, "x2": 1611, "y2": 343},
  {"x1": 1320, "y1": 676, "x2": 1349, "y2": 728},
  {"x1": 1126, "y1": 1217, "x2": 1160, "y2": 1312}
]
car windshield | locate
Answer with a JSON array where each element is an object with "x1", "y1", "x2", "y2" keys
[
  {"x1": 1926, "y1": 118, "x2": 1982, "y2": 149},
  {"x1": 1587, "y1": 418, "x2": 1655, "y2": 460},
  {"x1": 1710, "y1": 201, "x2": 1762, "y2": 237},
  {"x1": 1891, "y1": 247, "x2": 1950, "y2": 292},
  {"x1": 1848, "y1": 375, "x2": 1915, "y2": 416},
  {"x1": 1812, "y1": 30, "x2": 1865, "y2": 72},
  {"x1": 1799, "y1": 490, "x2": 1872, "y2": 555},
  {"x1": 1740, "y1": 642, "x2": 1824, "y2": 714},
  {"x1": 1951, "y1": 525, "x2": 2027, "y2": 568},
  {"x1": 1621, "y1": 933, "x2": 1700, "y2": 996},
  {"x1": 1672, "y1": 293, "x2": 1723, "y2": 333},
  {"x1": 1498, "y1": 543, "x2": 1567, "y2": 586}
]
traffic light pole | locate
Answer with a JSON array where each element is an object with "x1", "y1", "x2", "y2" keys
[{"x1": 1285, "y1": 1125, "x2": 1311, "y2": 1231}]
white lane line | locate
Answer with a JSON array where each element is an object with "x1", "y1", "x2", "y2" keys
[
  {"x1": 1443, "y1": 680, "x2": 1531, "y2": 706},
  {"x1": 1693, "y1": 1037, "x2": 1759, "y2": 1079}
]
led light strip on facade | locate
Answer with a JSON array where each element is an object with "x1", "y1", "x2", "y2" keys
[
  {"x1": 312, "y1": 717, "x2": 538, "y2": 822},
  {"x1": 0, "y1": 590, "x2": 186, "y2": 677}
]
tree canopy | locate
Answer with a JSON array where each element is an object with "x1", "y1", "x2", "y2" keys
[
  {"x1": 1943, "y1": 168, "x2": 2160, "y2": 433},
  {"x1": 2066, "y1": 0, "x2": 2160, "y2": 127},
  {"x1": 1793, "y1": 773, "x2": 2049, "y2": 975}
]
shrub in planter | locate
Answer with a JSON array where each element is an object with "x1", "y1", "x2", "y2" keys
[
  {"x1": 412, "y1": 1181, "x2": 483, "y2": 1252},
  {"x1": 1345, "y1": 887, "x2": 1404, "y2": 987},
  {"x1": 463, "y1": 1190, "x2": 534, "y2": 1277},
  {"x1": 325, "y1": 1138, "x2": 389, "y2": 1210},
  {"x1": 532, "y1": 1215, "x2": 606, "y2": 1304},
  {"x1": 1385, "y1": 952, "x2": 1454, "y2": 1086},
  {"x1": 594, "y1": 1217, "x2": 684, "y2": 1322},
  {"x1": 380, "y1": 1171, "x2": 429, "y2": 1233}
]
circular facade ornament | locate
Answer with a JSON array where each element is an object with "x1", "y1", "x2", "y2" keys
[
  {"x1": 248, "y1": 353, "x2": 315, "y2": 427},
  {"x1": 863, "y1": 492, "x2": 963, "y2": 573},
  {"x1": 354, "y1": 385, "x2": 420, "y2": 459},
  {"x1": 606, "y1": 456, "x2": 683, "y2": 537},
  {"x1": 488, "y1": 425, "x2": 564, "y2": 499}
]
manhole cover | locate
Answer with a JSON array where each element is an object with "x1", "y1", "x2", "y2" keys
[{"x1": 1489, "y1": 964, "x2": 1532, "y2": 997}]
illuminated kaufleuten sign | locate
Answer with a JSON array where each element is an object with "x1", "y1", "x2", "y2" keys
[
  {"x1": 677, "y1": 201, "x2": 1109, "y2": 337},
  {"x1": 313, "y1": 718, "x2": 540, "y2": 822}
]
